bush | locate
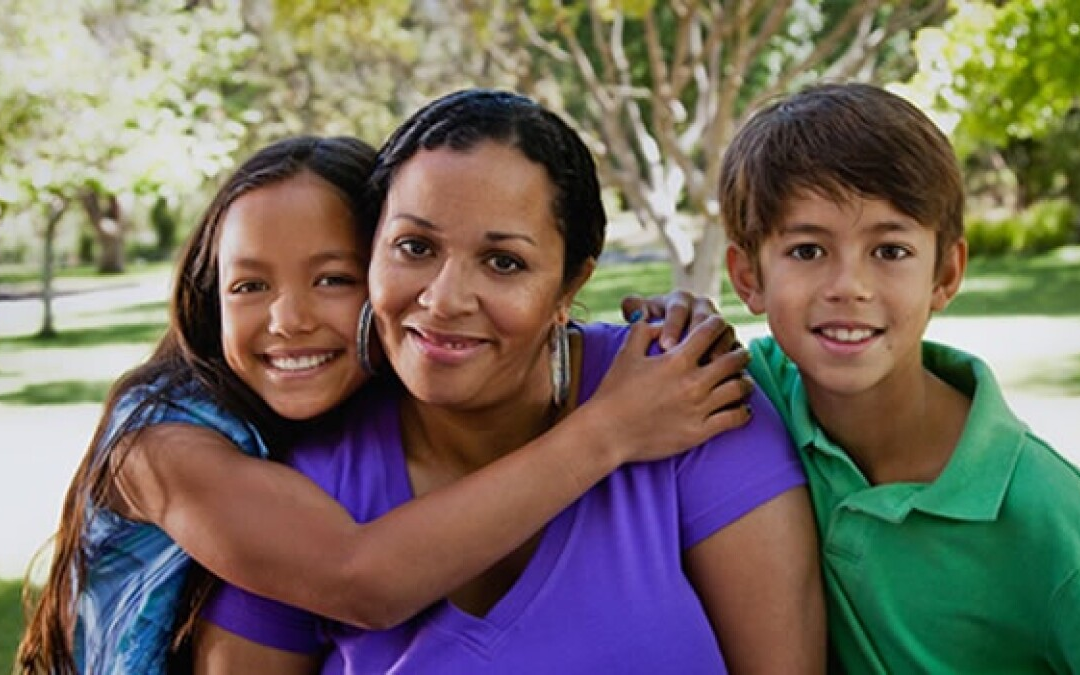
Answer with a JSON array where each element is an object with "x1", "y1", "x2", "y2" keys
[{"x1": 965, "y1": 199, "x2": 1077, "y2": 256}]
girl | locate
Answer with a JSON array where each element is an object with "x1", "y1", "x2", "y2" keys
[{"x1": 18, "y1": 135, "x2": 751, "y2": 673}]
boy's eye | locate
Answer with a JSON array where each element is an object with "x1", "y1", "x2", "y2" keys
[
  {"x1": 788, "y1": 243, "x2": 824, "y2": 261},
  {"x1": 486, "y1": 253, "x2": 525, "y2": 274},
  {"x1": 874, "y1": 244, "x2": 912, "y2": 261},
  {"x1": 229, "y1": 280, "x2": 268, "y2": 294},
  {"x1": 395, "y1": 238, "x2": 432, "y2": 259}
]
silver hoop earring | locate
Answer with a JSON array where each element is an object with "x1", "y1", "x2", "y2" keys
[
  {"x1": 550, "y1": 322, "x2": 570, "y2": 409},
  {"x1": 357, "y1": 300, "x2": 378, "y2": 375}
]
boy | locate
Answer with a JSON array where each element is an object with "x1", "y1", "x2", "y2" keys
[{"x1": 721, "y1": 82, "x2": 1080, "y2": 673}]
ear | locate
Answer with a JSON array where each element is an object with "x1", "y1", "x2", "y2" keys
[
  {"x1": 931, "y1": 238, "x2": 967, "y2": 312},
  {"x1": 556, "y1": 257, "x2": 597, "y2": 324},
  {"x1": 726, "y1": 244, "x2": 766, "y2": 315}
]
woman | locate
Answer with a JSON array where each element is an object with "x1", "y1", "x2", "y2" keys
[{"x1": 196, "y1": 90, "x2": 824, "y2": 673}]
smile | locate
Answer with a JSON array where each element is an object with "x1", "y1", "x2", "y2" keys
[
  {"x1": 266, "y1": 351, "x2": 339, "y2": 372},
  {"x1": 408, "y1": 328, "x2": 487, "y2": 364},
  {"x1": 817, "y1": 326, "x2": 878, "y2": 343}
]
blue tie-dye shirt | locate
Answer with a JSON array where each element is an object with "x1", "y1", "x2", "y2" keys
[{"x1": 74, "y1": 379, "x2": 269, "y2": 674}]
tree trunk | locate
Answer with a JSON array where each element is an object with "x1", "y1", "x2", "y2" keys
[
  {"x1": 81, "y1": 192, "x2": 125, "y2": 274},
  {"x1": 37, "y1": 199, "x2": 68, "y2": 339}
]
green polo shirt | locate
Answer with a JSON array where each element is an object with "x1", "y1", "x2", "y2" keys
[{"x1": 749, "y1": 337, "x2": 1080, "y2": 674}]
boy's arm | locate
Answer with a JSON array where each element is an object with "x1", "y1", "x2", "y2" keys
[
  {"x1": 686, "y1": 486, "x2": 826, "y2": 674},
  {"x1": 115, "y1": 317, "x2": 753, "y2": 630}
]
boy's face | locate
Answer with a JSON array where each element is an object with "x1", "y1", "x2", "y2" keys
[{"x1": 728, "y1": 191, "x2": 966, "y2": 401}]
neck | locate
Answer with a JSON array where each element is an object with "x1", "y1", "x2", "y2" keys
[
  {"x1": 401, "y1": 393, "x2": 557, "y2": 474},
  {"x1": 806, "y1": 366, "x2": 970, "y2": 485}
]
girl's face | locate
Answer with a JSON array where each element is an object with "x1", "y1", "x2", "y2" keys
[
  {"x1": 368, "y1": 141, "x2": 590, "y2": 412},
  {"x1": 216, "y1": 172, "x2": 368, "y2": 420}
]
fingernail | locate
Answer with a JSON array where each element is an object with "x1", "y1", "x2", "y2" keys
[{"x1": 628, "y1": 309, "x2": 644, "y2": 323}]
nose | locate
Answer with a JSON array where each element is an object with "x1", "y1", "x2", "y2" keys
[
  {"x1": 417, "y1": 260, "x2": 478, "y2": 318},
  {"x1": 824, "y1": 255, "x2": 873, "y2": 303},
  {"x1": 268, "y1": 290, "x2": 316, "y2": 336}
]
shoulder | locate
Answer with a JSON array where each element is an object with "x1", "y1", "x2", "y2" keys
[
  {"x1": 109, "y1": 378, "x2": 268, "y2": 459},
  {"x1": 675, "y1": 385, "x2": 805, "y2": 547}
]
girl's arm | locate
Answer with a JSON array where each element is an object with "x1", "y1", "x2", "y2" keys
[
  {"x1": 685, "y1": 486, "x2": 826, "y2": 674},
  {"x1": 116, "y1": 316, "x2": 752, "y2": 630},
  {"x1": 193, "y1": 622, "x2": 317, "y2": 675}
]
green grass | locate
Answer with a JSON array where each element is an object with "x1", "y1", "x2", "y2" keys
[
  {"x1": 0, "y1": 380, "x2": 115, "y2": 405},
  {"x1": 0, "y1": 321, "x2": 167, "y2": 350},
  {"x1": 578, "y1": 260, "x2": 760, "y2": 325},
  {"x1": 945, "y1": 247, "x2": 1080, "y2": 317},
  {"x1": 0, "y1": 579, "x2": 24, "y2": 670}
]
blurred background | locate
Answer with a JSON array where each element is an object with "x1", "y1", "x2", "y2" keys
[{"x1": 2, "y1": 0, "x2": 1079, "y2": 662}]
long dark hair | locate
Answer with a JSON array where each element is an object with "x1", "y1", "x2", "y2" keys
[{"x1": 17, "y1": 135, "x2": 376, "y2": 674}]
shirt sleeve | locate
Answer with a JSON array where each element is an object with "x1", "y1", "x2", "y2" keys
[
  {"x1": 676, "y1": 385, "x2": 806, "y2": 549},
  {"x1": 104, "y1": 381, "x2": 270, "y2": 460},
  {"x1": 201, "y1": 581, "x2": 328, "y2": 654}
]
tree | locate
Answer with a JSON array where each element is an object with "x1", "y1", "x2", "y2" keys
[
  {"x1": 0, "y1": 0, "x2": 256, "y2": 275},
  {"x1": 901, "y1": 0, "x2": 1080, "y2": 210},
  {"x1": 0, "y1": 0, "x2": 258, "y2": 334},
  {"x1": 460, "y1": 0, "x2": 948, "y2": 297}
]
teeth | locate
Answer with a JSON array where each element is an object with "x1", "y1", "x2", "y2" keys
[
  {"x1": 428, "y1": 335, "x2": 477, "y2": 350},
  {"x1": 269, "y1": 353, "x2": 335, "y2": 371},
  {"x1": 821, "y1": 327, "x2": 875, "y2": 343}
]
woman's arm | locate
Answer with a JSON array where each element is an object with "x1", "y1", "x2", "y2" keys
[
  {"x1": 116, "y1": 316, "x2": 753, "y2": 630},
  {"x1": 685, "y1": 486, "x2": 826, "y2": 674}
]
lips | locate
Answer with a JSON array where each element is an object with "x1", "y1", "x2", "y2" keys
[{"x1": 407, "y1": 326, "x2": 487, "y2": 364}]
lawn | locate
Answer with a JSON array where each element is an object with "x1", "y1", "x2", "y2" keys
[
  {"x1": 1, "y1": 247, "x2": 1079, "y2": 669},
  {"x1": 1, "y1": 579, "x2": 22, "y2": 670}
]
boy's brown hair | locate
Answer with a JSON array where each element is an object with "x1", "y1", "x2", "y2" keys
[{"x1": 719, "y1": 82, "x2": 964, "y2": 267}]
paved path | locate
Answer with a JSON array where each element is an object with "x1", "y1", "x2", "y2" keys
[{"x1": 2, "y1": 273, "x2": 1078, "y2": 579}]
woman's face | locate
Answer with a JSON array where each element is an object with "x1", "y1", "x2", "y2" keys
[
  {"x1": 216, "y1": 172, "x2": 368, "y2": 420},
  {"x1": 369, "y1": 141, "x2": 588, "y2": 411}
]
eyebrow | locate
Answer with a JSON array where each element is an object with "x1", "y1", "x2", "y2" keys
[
  {"x1": 227, "y1": 250, "x2": 361, "y2": 270},
  {"x1": 389, "y1": 212, "x2": 539, "y2": 246},
  {"x1": 779, "y1": 219, "x2": 918, "y2": 236}
]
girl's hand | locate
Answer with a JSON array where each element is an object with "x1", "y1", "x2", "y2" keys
[
  {"x1": 620, "y1": 291, "x2": 740, "y2": 357},
  {"x1": 586, "y1": 316, "x2": 753, "y2": 464}
]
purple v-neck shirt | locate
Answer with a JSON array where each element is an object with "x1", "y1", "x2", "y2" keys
[{"x1": 203, "y1": 322, "x2": 805, "y2": 673}]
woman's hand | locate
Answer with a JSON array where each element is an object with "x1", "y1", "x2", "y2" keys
[{"x1": 620, "y1": 290, "x2": 740, "y2": 357}]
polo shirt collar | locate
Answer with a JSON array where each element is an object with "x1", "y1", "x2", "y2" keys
[
  {"x1": 793, "y1": 341, "x2": 1024, "y2": 522},
  {"x1": 907, "y1": 342, "x2": 1023, "y2": 521}
]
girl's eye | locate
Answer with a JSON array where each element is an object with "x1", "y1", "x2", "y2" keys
[
  {"x1": 788, "y1": 244, "x2": 824, "y2": 261},
  {"x1": 874, "y1": 244, "x2": 912, "y2": 261},
  {"x1": 487, "y1": 253, "x2": 525, "y2": 274},
  {"x1": 395, "y1": 238, "x2": 432, "y2": 259},
  {"x1": 230, "y1": 280, "x2": 267, "y2": 294}
]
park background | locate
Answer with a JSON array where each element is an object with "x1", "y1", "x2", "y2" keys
[{"x1": 2, "y1": 0, "x2": 1079, "y2": 665}]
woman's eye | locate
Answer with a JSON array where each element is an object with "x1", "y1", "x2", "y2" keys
[
  {"x1": 788, "y1": 244, "x2": 823, "y2": 261},
  {"x1": 315, "y1": 274, "x2": 359, "y2": 288},
  {"x1": 487, "y1": 253, "x2": 525, "y2": 274},
  {"x1": 230, "y1": 280, "x2": 267, "y2": 294},
  {"x1": 874, "y1": 244, "x2": 912, "y2": 261},
  {"x1": 396, "y1": 238, "x2": 432, "y2": 258}
]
